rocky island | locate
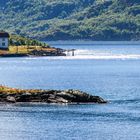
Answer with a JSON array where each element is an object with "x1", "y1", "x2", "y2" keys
[{"x1": 0, "y1": 86, "x2": 107, "y2": 104}]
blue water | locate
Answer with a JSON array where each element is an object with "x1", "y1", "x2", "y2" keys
[{"x1": 0, "y1": 42, "x2": 140, "y2": 140}]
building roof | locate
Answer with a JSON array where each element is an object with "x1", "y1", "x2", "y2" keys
[{"x1": 0, "y1": 32, "x2": 10, "y2": 38}]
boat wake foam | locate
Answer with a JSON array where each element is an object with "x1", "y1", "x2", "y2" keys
[{"x1": 25, "y1": 49, "x2": 140, "y2": 60}]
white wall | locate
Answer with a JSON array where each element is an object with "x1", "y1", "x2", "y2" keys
[{"x1": 0, "y1": 37, "x2": 9, "y2": 49}]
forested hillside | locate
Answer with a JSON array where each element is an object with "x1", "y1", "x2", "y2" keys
[{"x1": 0, "y1": 0, "x2": 140, "y2": 41}]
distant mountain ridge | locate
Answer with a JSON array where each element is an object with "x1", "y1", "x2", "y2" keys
[{"x1": 0, "y1": 0, "x2": 140, "y2": 41}]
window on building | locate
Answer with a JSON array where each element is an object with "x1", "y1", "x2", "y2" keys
[
  {"x1": 2, "y1": 38, "x2": 5, "y2": 41},
  {"x1": 2, "y1": 43, "x2": 5, "y2": 46}
]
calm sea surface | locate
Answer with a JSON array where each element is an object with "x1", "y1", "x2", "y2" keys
[{"x1": 0, "y1": 42, "x2": 140, "y2": 140}]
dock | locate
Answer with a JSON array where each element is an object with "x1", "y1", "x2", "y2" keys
[{"x1": 65, "y1": 49, "x2": 76, "y2": 56}]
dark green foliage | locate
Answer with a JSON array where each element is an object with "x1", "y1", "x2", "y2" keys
[
  {"x1": 0, "y1": 0, "x2": 140, "y2": 41},
  {"x1": 9, "y1": 34, "x2": 48, "y2": 47}
]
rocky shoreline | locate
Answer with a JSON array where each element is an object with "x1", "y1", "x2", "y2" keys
[
  {"x1": 0, "y1": 48, "x2": 66, "y2": 57},
  {"x1": 0, "y1": 86, "x2": 107, "y2": 104}
]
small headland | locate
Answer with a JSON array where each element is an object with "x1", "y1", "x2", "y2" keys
[
  {"x1": 0, "y1": 34, "x2": 66, "y2": 57},
  {"x1": 0, "y1": 86, "x2": 107, "y2": 104},
  {"x1": 0, "y1": 46, "x2": 66, "y2": 57}
]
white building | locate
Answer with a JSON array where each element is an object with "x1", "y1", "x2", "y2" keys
[{"x1": 0, "y1": 32, "x2": 9, "y2": 50}]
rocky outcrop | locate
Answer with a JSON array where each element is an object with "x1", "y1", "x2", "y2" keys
[
  {"x1": 0, "y1": 87, "x2": 107, "y2": 104},
  {"x1": 0, "y1": 48, "x2": 66, "y2": 57},
  {"x1": 29, "y1": 48, "x2": 66, "y2": 56}
]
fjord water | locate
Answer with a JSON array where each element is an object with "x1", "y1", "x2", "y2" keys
[{"x1": 0, "y1": 42, "x2": 140, "y2": 140}]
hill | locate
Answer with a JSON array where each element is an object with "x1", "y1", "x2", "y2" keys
[{"x1": 0, "y1": 0, "x2": 140, "y2": 41}]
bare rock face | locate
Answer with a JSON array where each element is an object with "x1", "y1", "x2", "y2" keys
[
  {"x1": 29, "y1": 49, "x2": 66, "y2": 56},
  {"x1": 6, "y1": 96, "x2": 16, "y2": 103},
  {"x1": 0, "y1": 89, "x2": 107, "y2": 104}
]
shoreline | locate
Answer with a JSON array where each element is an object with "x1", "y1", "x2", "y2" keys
[
  {"x1": 0, "y1": 47, "x2": 66, "y2": 57},
  {"x1": 45, "y1": 40, "x2": 140, "y2": 45},
  {"x1": 0, "y1": 53, "x2": 66, "y2": 58},
  {"x1": 0, "y1": 102, "x2": 107, "y2": 105}
]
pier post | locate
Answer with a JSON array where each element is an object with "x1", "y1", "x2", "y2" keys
[
  {"x1": 72, "y1": 49, "x2": 75, "y2": 56},
  {"x1": 66, "y1": 49, "x2": 75, "y2": 56}
]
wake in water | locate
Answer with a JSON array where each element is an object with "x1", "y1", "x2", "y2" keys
[
  {"x1": 64, "y1": 49, "x2": 140, "y2": 59},
  {"x1": 111, "y1": 98, "x2": 140, "y2": 104},
  {"x1": 47, "y1": 49, "x2": 140, "y2": 60}
]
